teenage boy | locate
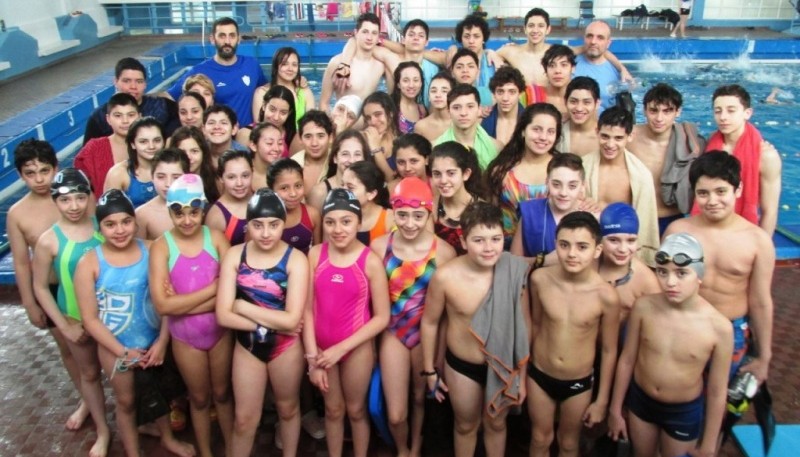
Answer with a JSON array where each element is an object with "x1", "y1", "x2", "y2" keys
[
  {"x1": 415, "y1": 72, "x2": 455, "y2": 144},
  {"x1": 445, "y1": 15, "x2": 499, "y2": 88},
  {"x1": 510, "y1": 153, "x2": 588, "y2": 264},
  {"x1": 449, "y1": 48, "x2": 494, "y2": 107},
  {"x1": 291, "y1": 110, "x2": 335, "y2": 191},
  {"x1": 75, "y1": 93, "x2": 141, "y2": 196},
  {"x1": 7, "y1": 140, "x2": 91, "y2": 430},
  {"x1": 541, "y1": 45, "x2": 576, "y2": 116},
  {"x1": 700, "y1": 84, "x2": 782, "y2": 235},
  {"x1": 434, "y1": 84, "x2": 501, "y2": 170},
  {"x1": 320, "y1": 13, "x2": 391, "y2": 111},
  {"x1": 527, "y1": 211, "x2": 620, "y2": 457},
  {"x1": 582, "y1": 107, "x2": 659, "y2": 266},
  {"x1": 608, "y1": 233, "x2": 732, "y2": 457},
  {"x1": 481, "y1": 66, "x2": 525, "y2": 146},
  {"x1": 597, "y1": 203, "x2": 660, "y2": 322},
  {"x1": 85, "y1": 57, "x2": 179, "y2": 144},
  {"x1": 664, "y1": 151, "x2": 774, "y2": 386},
  {"x1": 421, "y1": 201, "x2": 530, "y2": 457},
  {"x1": 628, "y1": 83, "x2": 706, "y2": 235},
  {"x1": 166, "y1": 17, "x2": 266, "y2": 126},
  {"x1": 203, "y1": 104, "x2": 246, "y2": 163},
  {"x1": 558, "y1": 76, "x2": 601, "y2": 157}
]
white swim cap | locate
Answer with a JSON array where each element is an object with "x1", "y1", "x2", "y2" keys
[
  {"x1": 334, "y1": 95, "x2": 363, "y2": 117},
  {"x1": 656, "y1": 232, "x2": 704, "y2": 279}
]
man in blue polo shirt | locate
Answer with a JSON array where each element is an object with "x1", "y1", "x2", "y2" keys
[{"x1": 167, "y1": 17, "x2": 266, "y2": 126}]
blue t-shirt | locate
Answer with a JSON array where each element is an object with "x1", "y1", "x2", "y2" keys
[
  {"x1": 168, "y1": 55, "x2": 267, "y2": 126},
  {"x1": 420, "y1": 58, "x2": 440, "y2": 109},
  {"x1": 573, "y1": 54, "x2": 620, "y2": 114}
]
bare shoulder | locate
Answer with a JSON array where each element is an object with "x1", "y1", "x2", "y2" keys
[
  {"x1": 597, "y1": 279, "x2": 619, "y2": 304},
  {"x1": 434, "y1": 236, "x2": 456, "y2": 262},
  {"x1": 663, "y1": 215, "x2": 692, "y2": 236},
  {"x1": 370, "y1": 233, "x2": 389, "y2": 257},
  {"x1": 760, "y1": 140, "x2": 782, "y2": 168},
  {"x1": 307, "y1": 243, "x2": 322, "y2": 267}
]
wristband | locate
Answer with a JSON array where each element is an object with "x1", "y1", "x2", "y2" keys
[
  {"x1": 419, "y1": 369, "x2": 438, "y2": 378},
  {"x1": 370, "y1": 146, "x2": 384, "y2": 156}
]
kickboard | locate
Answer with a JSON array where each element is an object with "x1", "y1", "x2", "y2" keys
[
  {"x1": 732, "y1": 424, "x2": 800, "y2": 457},
  {"x1": 368, "y1": 366, "x2": 395, "y2": 447}
]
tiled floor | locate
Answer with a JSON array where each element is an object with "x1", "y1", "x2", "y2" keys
[{"x1": 0, "y1": 265, "x2": 797, "y2": 456}]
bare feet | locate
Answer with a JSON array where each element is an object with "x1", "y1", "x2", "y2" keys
[
  {"x1": 88, "y1": 430, "x2": 110, "y2": 457},
  {"x1": 65, "y1": 400, "x2": 89, "y2": 431},
  {"x1": 161, "y1": 436, "x2": 197, "y2": 457},
  {"x1": 137, "y1": 422, "x2": 161, "y2": 437}
]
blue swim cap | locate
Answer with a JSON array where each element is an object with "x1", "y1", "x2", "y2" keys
[{"x1": 600, "y1": 202, "x2": 639, "y2": 237}]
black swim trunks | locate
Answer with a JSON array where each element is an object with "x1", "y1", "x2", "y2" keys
[
  {"x1": 626, "y1": 379, "x2": 703, "y2": 441},
  {"x1": 445, "y1": 348, "x2": 487, "y2": 387},
  {"x1": 527, "y1": 362, "x2": 593, "y2": 402},
  {"x1": 680, "y1": 8, "x2": 691, "y2": 15}
]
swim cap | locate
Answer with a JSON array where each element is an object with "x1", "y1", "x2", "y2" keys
[
  {"x1": 656, "y1": 232, "x2": 705, "y2": 279},
  {"x1": 322, "y1": 188, "x2": 361, "y2": 219},
  {"x1": 51, "y1": 167, "x2": 91, "y2": 198},
  {"x1": 600, "y1": 202, "x2": 639, "y2": 237},
  {"x1": 334, "y1": 95, "x2": 363, "y2": 117},
  {"x1": 167, "y1": 174, "x2": 206, "y2": 210},
  {"x1": 246, "y1": 188, "x2": 286, "y2": 222},
  {"x1": 391, "y1": 177, "x2": 433, "y2": 212},
  {"x1": 96, "y1": 189, "x2": 135, "y2": 222}
]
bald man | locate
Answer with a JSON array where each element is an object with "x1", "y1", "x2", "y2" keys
[{"x1": 573, "y1": 21, "x2": 624, "y2": 114}]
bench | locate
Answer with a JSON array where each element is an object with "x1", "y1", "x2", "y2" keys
[
  {"x1": 0, "y1": 62, "x2": 10, "y2": 72},
  {"x1": 614, "y1": 14, "x2": 673, "y2": 32},
  {"x1": 83, "y1": 7, "x2": 124, "y2": 37},
  {"x1": 18, "y1": 18, "x2": 79, "y2": 57}
]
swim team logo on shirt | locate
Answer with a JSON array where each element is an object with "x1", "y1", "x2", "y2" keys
[
  {"x1": 242, "y1": 75, "x2": 251, "y2": 86},
  {"x1": 331, "y1": 273, "x2": 344, "y2": 284},
  {"x1": 97, "y1": 290, "x2": 133, "y2": 337}
]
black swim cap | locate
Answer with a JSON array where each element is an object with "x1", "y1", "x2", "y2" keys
[
  {"x1": 96, "y1": 189, "x2": 135, "y2": 222},
  {"x1": 247, "y1": 188, "x2": 287, "y2": 222},
  {"x1": 51, "y1": 167, "x2": 91, "y2": 198},
  {"x1": 322, "y1": 188, "x2": 361, "y2": 219}
]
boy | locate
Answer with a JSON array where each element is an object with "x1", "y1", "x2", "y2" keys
[
  {"x1": 608, "y1": 233, "x2": 732, "y2": 457},
  {"x1": 510, "y1": 153, "x2": 588, "y2": 265},
  {"x1": 701, "y1": 84, "x2": 782, "y2": 235},
  {"x1": 135, "y1": 148, "x2": 189, "y2": 239},
  {"x1": 291, "y1": 110, "x2": 335, "y2": 191},
  {"x1": 664, "y1": 151, "x2": 774, "y2": 386},
  {"x1": 421, "y1": 201, "x2": 530, "y2": 457},
  {"x1": 445, "y1": 15, "x2": 498, "y2": 88},
  {"x1": 320, "y1": 13, "x2": 391, "y2": 111},
  {"x1": 203, "y1": 104, "x2": 246, "y2": 164},
  {"x1": 7, "y1": 140, "x2": 89, "y2": 430},
  {"x1": 449, "y1": 48, "x2": 494, "y2": 107},
  {"x1": 582, "y1": 107, "x2": 659, "y2": 266},
  {"x1": 481, "y1": 66, "x2": 525, "y2": 146},
  {"x1": 527, "y1": 211, "x2": 620, "y2": 457},
  {"x1": 628, "y1": 83, "x2": 706, "y2": 236},
  {"x1": 434, "y1": 84, "x2": 502, "y2": 170},
  {"x1": 558, "y1": 76, "x2": 601, "y2": 157},
  {"x1": 541, "y1": 45, "x2": 576, "y2": 116},
  {"x1": 597, "y1": 203, "x2": 660, "y2": 323},
  {"x1": 75, "y1": 92, "x2": 141, "y2": 196},
  {"x1": 414, "y1": 72, "x2": 455, "y2": 144}
]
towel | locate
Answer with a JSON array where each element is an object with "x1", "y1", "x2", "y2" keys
[
  {"x1": 692, "y1": 122, "x2": 762, "y2": 225},
  {"x1": 557, "y1": 120, "x2": 571, "y2": 153},
  {"x1": 582, "y1": 150, "x2": 659, "y2": 266},
  {"x1": 469, "y1": 252, "x2": 531, "y2": 417},
  {"x1": 435, "y1": 125, "x2": 498, "y2": 170},
  {"x1": 661, "y1": 122, "x2": 705, "y2": 214}
]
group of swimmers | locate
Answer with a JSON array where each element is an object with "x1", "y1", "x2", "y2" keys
[{"x1": 6, "y1": 6, "x2": 779, "y2": 457}]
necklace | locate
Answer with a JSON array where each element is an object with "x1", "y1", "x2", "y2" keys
[{"x1": 599, "y1": 258, "x2": 634, "y2": 287}]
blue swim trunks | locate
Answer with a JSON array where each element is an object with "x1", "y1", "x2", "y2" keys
[
  {"x1": 730, "y1": 316, "x2": 750, "y2": 381},
  {"x1": 626, "y1": 379, "x2": 704, "y2": 441}
]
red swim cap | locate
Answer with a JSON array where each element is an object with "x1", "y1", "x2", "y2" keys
[{"x1": 391, "y1": 177, "x2": 433, "y2": 212}]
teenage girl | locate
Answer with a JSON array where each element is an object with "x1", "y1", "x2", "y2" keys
[
  {"x1": 177, "y1": 91, "x2": 207, "y2": 129},
  {"x1": 342, "y1": 160, "x2": 395, "y2": 246},
  {"x1": 216, "y1": 189, "x2": 309, "y2": 457},
  {"x1": 250, "y1": 122, "x2": 285, "y2": 191},
  {"x1": 206, "y1": 150, "x2": 254, "y2": 246},
  {"x1": 149, "y1": 174, "x2": 234, "y2": 457},
  {"x1": 430, "y1": 141, "x2": 487, "y2": 255},
  {"x1": 183, "y1": 73, "x2": 216, "y2": 108},
  {"x1": 485, "y1": 103, "x2": 562, "y2": 246},
  {"x1": 169, "y1": 126, "x2": 220, "y2": 204},
  {"x1": 303, "y1": 188, "x2": 390, "y2": 457},
  {"x1": 248, "y1": 85, "x2": 298, "y2": 155},
  {"x1": 268, "y1": 158, "x2": 322, "y2": 254},
  {"x1": 387, "y1": 133, "x2": 432, "y2": 196},
  {"x1": 414, "y1": 71, "x2": 455, "y2": 144},
  {"x1": 252, "y1": 47, "x2": 315, "y2": 125},
  {"x1": 307, "y1": 129, "x2": 372, "y2": 213},
  {"x1": 32, "y1": 168, "x2": 109, "y2": 457},
  {"x1": 370, "y1": 177, "x2": 456, "y2": 456},
  {"x1": 104, "y1": 116, "x2": 164, "y2": 207},
  {"x1": 75, "y1": 189, "x2": 196, "y2": 457},
  {"x1": 362, "y1": 91, "x2": 401, "y2": 182},
  {"x1": 391, "y1": 62, "x2": 428, "y2": 134}
]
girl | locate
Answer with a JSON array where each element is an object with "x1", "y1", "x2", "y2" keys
[
  {"x1": 268, "y1": 158, "x2": 322, "y2": 254},
  {"x1": 135, "y1": 148, "x2": 189, "y2": 240},
  {"x1": 252, "y1": 47, "x2": 315, "y2": 125},
  {"x1": 304, "y1": 188, "x2": 390, "y2": 457},
  {"x1": 206, "y1": 150, "x2": 254, "y2": 246},
  {"x1": 150, "y1": 175, "x2": 234, "y2": 457},
  {"x1": 75, "y1": 189, "x2": 195, "y2": 457},
  {"x1": 169, "y1": 125, "x2": 221, "y2": 203},
  {"x1": 430, "y1": 141, "x2": 486, "y2": 255},
  {"x1": 250, "y1": 122, "x2": 285, "y2": 191},
  {"x1": 370, "y1": 177, "x2": 455, "y2": 456},
  {"x1": 342, "y1": 160, "x2": 395, "y2": 246},
  {"x1": 247, "y1": 85, "x2": 298, "y2": 156},
  {"x1": 388, "y1": 133, "x2": 432, "y2": 195},
  {"x1": 216, "y1": 189, "x2": 309, "y2": 457},
  {"x1": 485, "y1": 103, "x2": 562, "y2": 245},
  {"x1": 183, "y1": 73, "x2": 215, "y2": 108},
  {"x1": 104, "y1": 116, "x2": 164, "y2": 207},
  {"x1": 362, "y1": 91, "x2": 401, "y2": 182},
  {"x1": 414, "y1": 72, "x2": 455, "y2": 144},
  {"x1": 178, "y1": 91, "x2": 207, "y2": 129},
  {"x1": 391, "y1": 62, "x2": 427, "y2": 134},
  {"x1": 32, "y1": 168, "x2": 110, "y2": 457},
  {"x1": 307, "y1": 129, "x2": 372, "y2": 213}
]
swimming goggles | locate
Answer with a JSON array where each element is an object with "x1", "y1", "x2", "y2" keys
[
  {"x1": 654, "y1": 251, "x2": 703, "y2": 267},
  {"x1": 390, "y1": 196, "x2": 432, "y2": 211},
  {"x1": 111, "y1": 356, "x2": 140, "y2": 379},
  {"x1": 168, "y1": 198, "x2": 205, "y2": 213},
  {"x1": 51, "y1": 184, "x2": 91, "y2": 196}
]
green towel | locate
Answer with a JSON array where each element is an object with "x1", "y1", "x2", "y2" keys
[{"x1": 435, "y1": 125, "x2": 498, "y2": 170}]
